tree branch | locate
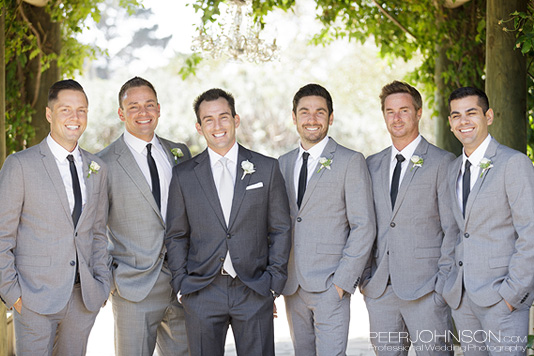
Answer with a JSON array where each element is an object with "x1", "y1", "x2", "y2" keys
[
  {"x1": 370, "y1": 0, "x2": 417, "y2": 41},
  {"x1": 18, "y1": 0, "x2": 42, "y2": 108}
]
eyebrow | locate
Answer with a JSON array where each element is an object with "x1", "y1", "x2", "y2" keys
[{"x1": 450, "y1": 107, "x2": 478, "y2": 116}]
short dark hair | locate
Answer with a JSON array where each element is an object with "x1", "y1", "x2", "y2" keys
[
  {"x1": 379, "y1": 80, "x2": 422, "y2": 112},
  {"x1": 118, "y1": 77, "x2": 158, "y2": 109},
  {"x1": 48, "y1": 79, "x2": 87, "y2": 107},
  {"x1": 193, "y1": 88, "x2": 236, "y2": 124},
  {"x1": 448, "y1": 87, "x2": 490, "y2": 114},
  {"x1": 292, "y1": 84, "x2": 333, "y2": 116}
]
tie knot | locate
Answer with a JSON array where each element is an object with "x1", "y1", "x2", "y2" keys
[
  {"x1": 302, "y1": 152, "x2": 310, "y2": 161},
  {"x1": 396, "y1": 154, "x2": 405, "y2": 163},
  {"x1": 146, "y1": 143, "x2": 153, "y2": 154},
  {"x1": 219, "y1": 157, "x2": 229, "y2": 167},
  {"x1": 67, "y1": 154, "x2": 75, "y2": 163},
  {"x1": 465, "y1": 159, "x2": 471, "y2": 169}
]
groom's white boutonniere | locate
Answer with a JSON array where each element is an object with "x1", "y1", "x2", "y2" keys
[
  {"x1": 410, "y1": 155, "x2": 424, "y2": 171},
  {"x1": 241, "y1": 160, "x2": 255, "y2": 180},
  {"x1": 171, "y1": 148, "x2": 184, "y2": 163},
  {"x1": 87, "y1": 161, "x2": 100, "y2": 178},
  {"x1": 317, "y1": 157, "x2": 332, "y2": 173},
  {"x1": 478, "y1": 158, "x2": 493, "y2": 178}
]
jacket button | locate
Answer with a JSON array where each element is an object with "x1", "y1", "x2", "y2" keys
[
  {"x1": 387, "y1": 251, "x2": 389, "y2": 255},
  {"x1": 390, "y1": 222, "x2": 396, "y2": 228},
  {"x1": 458, "y1": 261, "x2": 463, "y2": 266},
  {"x1": 464, "y1": 233, "x2": 469, "y2": 238},
  {"x1": 226, "y1": 233, "x2": 231, "y2": 239},
  {"x1": 297, "y1": 217, "x2": 302, "y2": 222},
  {"x1": 70, "y1": 261, "x2": 76, "y2": 266}
]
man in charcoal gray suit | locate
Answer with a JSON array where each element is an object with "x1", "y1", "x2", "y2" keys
[
  {"x1": 279, "y1": 83, "x2": 376, "y2": 356},
  {"x1": 442, "y1": 86, "x2": 534, "y2": 355},
  {"x1": 98, "y1": 77, "x2": 190, "y2": 356},
  {"x1": 165, "y1": 88, "x2": 291, "y2": 356},
  {"x1": 362, "y1": 81, "x2": 456, "y2": 355}
]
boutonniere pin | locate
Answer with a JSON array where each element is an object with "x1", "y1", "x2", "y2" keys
[
  {"x1": 171, "y1": 148, "x2": 184, "y2": 163},
  {"x1": 410, "y1": 155, "x2": 424, "y2": 171},
  {"x1": 87, "y1": 161, "x2": 101, "y2": 178},
  {"x1": 241, "y1": 160, "x2": 255, "y2": 180},
  {"x1": 478, "y1": 158, "x2": 493, "y2": 178},
  {"x1": 317, "y1": 157, "x2": 332, "y2": 173}
]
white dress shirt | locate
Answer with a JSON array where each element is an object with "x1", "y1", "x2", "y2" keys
[
  {"x1": 47, "y1": 135, "x2": 87, "y2": 213},
  {"x1": 389, "y1": 135, "x2": 422, "y2": 192},
  {"x1": 456, "y1": 134, "x2": 492, "y2": 211},
  {"x1": 293, "y1": 136, "x2": 330, "y2": 200},
  {"x1": 123, "y1": 131, "x2": 172, "y2": 221},
  {"x1": 208, "y1": 142, "x2": 239, "y2": 276}
]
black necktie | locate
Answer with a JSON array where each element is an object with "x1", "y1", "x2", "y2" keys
[
  {"x1": 67, "y1": 155, "x2": 82, "y2": 227},
  {"x1": 390, "y1": 154, "x2": 405, "y2": 209},
  {"x1": 462, "y1": 160, "x2": 472, "y2": 217},
  {"x1": 297, "y1": 152, "x2": 310, "y2": 209},
  {"x1": 146, "y1": 143, "x2": 161, "y2": 210}
]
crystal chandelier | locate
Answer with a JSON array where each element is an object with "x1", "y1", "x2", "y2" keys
[{"x1": 191, "y1": 0, "x2": 279, "y2": 63}]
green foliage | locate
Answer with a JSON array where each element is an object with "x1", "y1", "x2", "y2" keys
[
  {"x1": 4, "y1": 0, "x2": 141, "y2": 154},
  {"x1": 178, "y1": 53, "x2": 204, "y2": 80},
  {"x1": 505, "y1": 3, "x2": 534, "y2": 161}
]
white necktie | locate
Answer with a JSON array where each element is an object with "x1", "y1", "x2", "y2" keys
[{"x1": 218, "y1": 157, "x2": 236, "y2": 278}]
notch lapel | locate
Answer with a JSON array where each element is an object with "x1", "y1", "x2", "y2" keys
[
  {"x1": 115, "y1": 136, "x2": 162, "y2": 220},
  {"x1": 284, "y1": 148, "x2": 299, "y2": 210},
  {"x1": 463, "y1": 139, "x2": 498, "y2": 224},
  {"x1": 299, "y1": 138, "x2": 337, "y2": 211},
  {"x1": 76, "y1": 150, "x2": 93, "y2": 229},
  {"x1": 392, "y1": 138, "x2": 429, "y2": 217},
  {"x1": 449, "y1": 157, "x2": 465, "y2": 225},
  {"x1": 193, "y1": 150, "x2": 227, "y2": 229},
  {"x1": 380, "y1": 147, "x2": 393, "y2": 212},
  {"x1": 227, "y1": 145, "x2": 253, "y2": 229},
  {"x1": 39, "y1": 141, "x2": 73, "y2": 226}
]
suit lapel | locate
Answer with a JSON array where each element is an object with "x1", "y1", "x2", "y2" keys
[
  {"x1": 449, "y1": 157, "x2": 464, "y2": 225},
  {"x1": 464, "y1": 138, "x2": 498, "y2": 224},
  {"x1": 158, "y1": 137, "x2": 176, "y2": 166},
  {"x1": 228, "y1": 145, "x2": 253, "y2": 229},
  {"x1": 76, "y1": 150, "x2": 93, "y2": 229},
  {"x1": 193, "y1": 150, "x2": 227, "y2": 229},
  {"x1": 392, "y1": 138, "x2": 429, "y2": 217},
  {"x1": 39, "y1": 140, "x2": 74, "y2": 227},
  {"x1": 299, "y1": 138, "x2": 337, "y2": 211},
  {"x1": 115, "y1": 136, "x2": 162, "y2": 219},
  {"x1": 380, "y1": 147, "x2": 393, "y2": 212},
  {"x1": 284, "y1": 148, "x2": 299, "y2": 210}
]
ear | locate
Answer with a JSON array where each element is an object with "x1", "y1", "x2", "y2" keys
[
  {"x1": 292, "y1": 111, "x2": 297, "y2": 125},
  {"x1": 234, "y1": 114, "x2": 240, "y2": 129},
  {"x1": 328, "y1": 112, "x2": 334, "y2": 126},
  {"x1": 195, "y1": 122, "x2": 203, "y2": 135},
  {"x1": 45, "y1": 107, "x2": 52, "y2": 124},
  {"x1": 118, "y1": 108, "x2": 126, "y2": 122},
  {"x1": 416, "y1": 108, "x2": 423, "y2": 120},
  {"x1": 485, "y1": 108, "x2": 494, "y2": 126}
]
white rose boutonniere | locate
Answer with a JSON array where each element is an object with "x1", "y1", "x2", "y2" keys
[
  {"x1": 241, "y1": 160, "x2": 255, "y2": 180},
  {"x1": 87, "y1": 161, "x2": 101, "y2": 178},
  {"x1": 410, "y1": 155, "x2": 424, "y2": 171},
  {"x1": 171, "y1": 148, "x2": 184, "y2": 163},
  {"x1": 478, "y1": 158, "x2": 493, "y2": 178},
  {"x1": 317, "y1": 157, "x2": 332, "y2": 173}
]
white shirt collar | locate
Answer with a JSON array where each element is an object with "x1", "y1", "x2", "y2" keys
[
  {"x1": 208, "y1": 142, "x2": 239, "y2": 168},
  {"x1": 463, "y1": 134, "x2": 492, "y2": 167},
  {"x1": 123, "y1": 130, "x2": 161, "y2": 154},
  {"x1": 46, "y1": 134, "x2": 82, "y2": 163},
  {"x1": 298, "y1": 136, "x2": 329, "y2": 159},
  {"x1": 391, "y1": 135, "x2": 422, "y2": 163}
]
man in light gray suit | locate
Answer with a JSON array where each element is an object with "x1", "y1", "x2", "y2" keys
[
  {"x1": 0, "y1": 79, "x2": 110, "y2": 355},
  {"x1": 362, "y1": 81, "x2": 456, "y2": 355},
  {"x1": 98, "y1": 77, "x2": 190, "y2": 356},
  {"x1": 442, "y1": 87, "x2": 534, "y2": 355},
  {"x1": 278, "y1": 83, "x2": 376, "y2": 356},
  {"x1": 165, "y1": 88, "x2": 291, "y2": 356}
]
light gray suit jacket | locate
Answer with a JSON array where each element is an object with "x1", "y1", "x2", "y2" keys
[
  {"x1": 362, "y1": 137, "x2": 457, "y2": 300},
  {"x1": 443, "y1": 138, "x2": 534, "y2": 309},
  {"x1": 278, "y1": 138, "x2": 376, "y2": 295},
  {"x1": 0, "y1": 139, "x2": 111, "y2": 314},
  {"x1": 97, "y1": 134, "x2": 191, "y2": 302},
  {"x1": 165, "y1": 145, "x2": 291, "y2": 297}
]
